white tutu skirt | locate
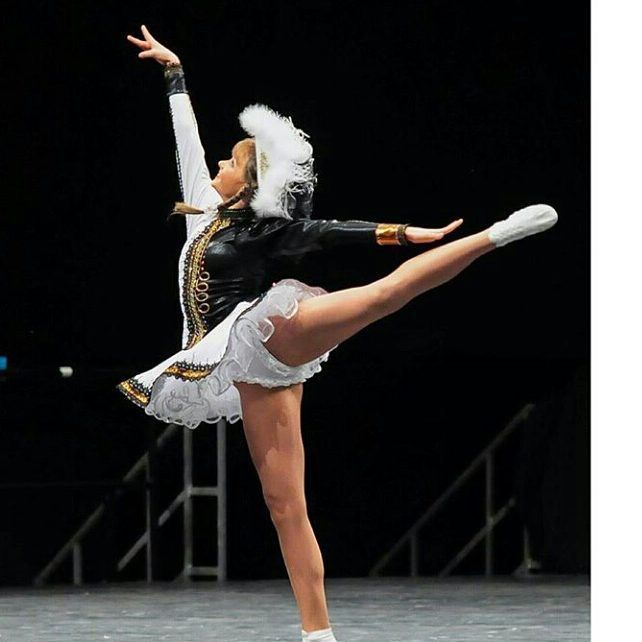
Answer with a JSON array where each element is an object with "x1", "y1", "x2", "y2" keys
[{"x1": 117, "y1": 279, "x2": 335, "y2": 429}]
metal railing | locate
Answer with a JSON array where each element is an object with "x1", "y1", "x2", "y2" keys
[
  {"x1": 369, "y1": 403, "x2": 535, "y2": 577},
  {"x1": 34, "y1": 420, "x2": 227, "y2": 586}
]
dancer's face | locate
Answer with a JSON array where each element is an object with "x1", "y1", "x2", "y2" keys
[{"x1": 211, "y1": 139, "x2": 253, "y2": 201}]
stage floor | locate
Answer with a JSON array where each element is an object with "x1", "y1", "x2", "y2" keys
[{"x1": 0, "y1": 576, "x2": 589, "y2": 641}]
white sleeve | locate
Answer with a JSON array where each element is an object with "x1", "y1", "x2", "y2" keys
[{"x1": 168, "y1": 93, "x2": 223, "y2": 235}]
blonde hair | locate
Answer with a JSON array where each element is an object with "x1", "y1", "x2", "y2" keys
[{"x1": 169, "y1": 139, "x2": 258, "y2": 219}]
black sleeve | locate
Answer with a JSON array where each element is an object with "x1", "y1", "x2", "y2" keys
[
  {"x1": 164, "y1": 63, "x2": 188, "y2": 95},
  {"x1": 267, "y1": 219, "x2": 409, "y2": 258}
]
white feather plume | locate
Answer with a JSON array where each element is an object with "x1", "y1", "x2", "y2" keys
[
  {"x1": 238, "y1": 104, "x2": 315, "y2": 219},
  {"x1": 239, "y1": 104, "x2": 312, "y2": 163}
]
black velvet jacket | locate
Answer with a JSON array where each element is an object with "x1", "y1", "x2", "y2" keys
[{"x1": 180, "y1": 206, "x2": 407, "y2": 348}]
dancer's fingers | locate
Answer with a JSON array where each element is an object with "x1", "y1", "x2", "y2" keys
[
  {"x1": 418, "y1": 220, "x2": 463, "y2": 236},
  {"x1": 438, "y1": 219, "x2": 464, "y2": 234},
  {"x1": 127, "y1": 35, "x2": 151, "y2": 49},
  {"x1": 141, "y1": 24, "x2": 157, "y2": 43}
]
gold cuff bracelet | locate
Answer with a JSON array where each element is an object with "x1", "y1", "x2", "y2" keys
[{"x1": 375, "y1": 223, "x2": 410, "y2": 246}]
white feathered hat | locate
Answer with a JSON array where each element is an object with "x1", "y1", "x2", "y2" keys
[{"x1": 239, "y1": 104, "x2": 316, "y2": 220}]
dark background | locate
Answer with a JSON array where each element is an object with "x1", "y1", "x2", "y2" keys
[{"x1": 0, "y1": 0, "x2": 589, "y2": 584}]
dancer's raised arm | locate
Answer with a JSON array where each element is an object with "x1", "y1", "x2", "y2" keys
[{"x1": 126, "y1": 26, "x2": 221, "y2": 232}]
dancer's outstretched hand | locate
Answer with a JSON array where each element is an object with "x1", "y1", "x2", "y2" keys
[
  {"x1": 126, "y1": 25, "x2": 180, "y2": 65},
  {"x1": 405, "y1": 218, "x2": 463, "y2": 243}
]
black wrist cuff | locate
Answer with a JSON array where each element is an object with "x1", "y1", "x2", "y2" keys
[
  {"x1": 398, "y1": 223, "x2": 410, "y2": 245},
  {"x1": 164, "y1": 63, "x2": 187, "y2": 96}
]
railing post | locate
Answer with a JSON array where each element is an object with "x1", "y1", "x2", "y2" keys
[
  {"x1": 183, "y1": 427, "x2": 193, "y2": 580},
  {"x1": 368, "y1": 404, "x2": 533, "y2": 577},
  {"x1": 485, "y1": 452, "x2": 494, "y2": 576},
  {"x1": 410, "y1": 531, "x2": 419, "y2": 577},
  {"x1": 72, "y1": 542, "x2": 82, "y2": 586},
  {"x1": 523, "y1": 526, "x2": 533, "y2": 573},
  {"x1": 217, "y1": 419, "x2": 227, "y2": 581},
  {"x1": 145, "y1": 421, "x2": 160, "y2": 583},
  {"x1": 144, "y1": 456, "x2": 152, "y2": 583},
  {"x1": 35, "y1": 424, "x2": 180, "y2": 586}
]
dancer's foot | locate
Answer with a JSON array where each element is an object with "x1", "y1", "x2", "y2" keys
[{"x1": 488, "y1": 204, "x2": 558, "y2": 247}]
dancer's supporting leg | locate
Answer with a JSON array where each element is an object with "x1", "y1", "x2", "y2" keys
[
  {"x1": 266, "y1": 228, "x2": 494, "y2": 367},
  {"x1": 235, "y1": 381, "x2": 333, "y2": 635}
]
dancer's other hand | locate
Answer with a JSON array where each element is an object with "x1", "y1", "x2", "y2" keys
[
  {"x1": 405, "y1": 218, "x2": 463, "y2": 243},
  {"x1": 126, "y1": 25, "x2": 180, "y2": 65}
]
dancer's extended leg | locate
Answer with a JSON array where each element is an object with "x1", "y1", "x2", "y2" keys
[
  {"x1": 235, "y1": 381, "x2": 333, "y2": 634},
  {"x1": 266, "y1": 229, "x2": 494, "y2": 367},
  {"x1": 266, "y1": 200, "x2": 557, "y2": 368}
]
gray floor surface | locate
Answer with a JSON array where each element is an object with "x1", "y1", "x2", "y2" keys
[{"x1": 0, "y1": 576, "x2": 589, "y2": 642}]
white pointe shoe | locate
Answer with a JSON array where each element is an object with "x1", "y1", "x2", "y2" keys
[
  {"x1": 303, "y1": 627, "x2": 337, "y2": 641},
  {"x1": 488, "y1": 204, "x2": 558, "y2": 247}
]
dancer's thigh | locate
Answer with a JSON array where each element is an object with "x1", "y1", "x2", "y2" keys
[
  {"x1": 265, "y1": 281, "x2": 392, "y2": 368},
  {"x1": 235, "y1": 382, "x2": 307, "y2": 514}
]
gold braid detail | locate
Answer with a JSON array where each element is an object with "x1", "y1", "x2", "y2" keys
[
  {"x1": 164, "y1": 363, "x2": 214, "y2": 381},
  {"x1": 117, "y1": 379, "x2": 151, "y2": 408},
  {"x1": 184, "y1": 217, "x2": 233, "y2": 348}
]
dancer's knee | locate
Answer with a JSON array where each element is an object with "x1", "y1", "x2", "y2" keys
[{"x1": 263, "y1": 488, "x2": 308, "y2": 526}]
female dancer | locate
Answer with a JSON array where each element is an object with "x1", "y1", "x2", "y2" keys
[{"x1": 122, "y1": 26, "x2": 557, "y2": 642}]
